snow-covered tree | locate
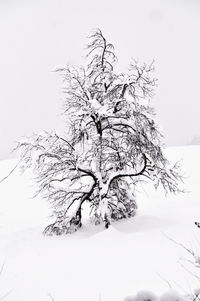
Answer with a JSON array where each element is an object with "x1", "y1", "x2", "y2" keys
[{"x1": 16, "y1": 29, "x2": 182, "y2": 235}]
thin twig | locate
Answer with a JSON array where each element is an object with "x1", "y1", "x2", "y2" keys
[
  {"x1": 178, "y1": 260, "x2": 200, "y2": 281},
  {"x1": 156, "y1": 272, "x2": 172, "y2": 289},
  {"x1": 48, "y1": 293, "x2": 55, "y2": 301},
  {"x1": 0, "y1": 159, "x2": 21, "y2": 184},
  {"x1": 162, "y1": 232, "x2": 196, "y2": 257},
  {"x1": 0, "y1": 263, "x2": 5, "y2": 277},
  {"x1": 0, "y1": 290, "x2": 12, "y2": 301}
]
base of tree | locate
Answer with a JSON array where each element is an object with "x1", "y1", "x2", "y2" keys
[
  {"x1": 43, "y1": 202, "x2": 138, "y2": 235},
  {"x1": 43, "y1": 216, "x2": 82, "y2": 236}
]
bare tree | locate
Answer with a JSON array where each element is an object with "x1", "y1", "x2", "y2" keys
[{"x1": 15, "y1": 29, "x2": 183, "y2": 235}]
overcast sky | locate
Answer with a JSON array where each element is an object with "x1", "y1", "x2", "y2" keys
[{"x1": 0, "y1": 0, "x2": 200, "y2": 159}]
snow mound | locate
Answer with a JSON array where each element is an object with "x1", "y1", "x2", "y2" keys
[
  {"x1": 125, "y1": 290, "x2": 158, "y2": 301},
  {"x1": 134, "y1": 290, "x2": 158, "y2": 301},
  {"x1": 159, "y1": 290, "x2": 186, "y2": 301}
]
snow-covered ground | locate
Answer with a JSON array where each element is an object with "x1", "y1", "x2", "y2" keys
[{"x1": 0, "y1": 146, "x2": 199, "y2": 301}]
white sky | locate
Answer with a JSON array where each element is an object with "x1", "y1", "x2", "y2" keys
[{"x1": 0, "y1": 0, "x2": 200, "y2": 159}]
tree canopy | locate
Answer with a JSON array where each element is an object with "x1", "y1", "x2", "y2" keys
[{"x1": 16, "y1": 29, "x2": 183, "y2": 235}]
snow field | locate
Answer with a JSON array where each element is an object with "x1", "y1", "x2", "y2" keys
[{"x1": 0, "y1": 146, "x2": 199, "y2": 301}]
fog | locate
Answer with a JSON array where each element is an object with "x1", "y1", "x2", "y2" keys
[{"x1": 0, "y1": 0, "x2": 200, "y2": 159}]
